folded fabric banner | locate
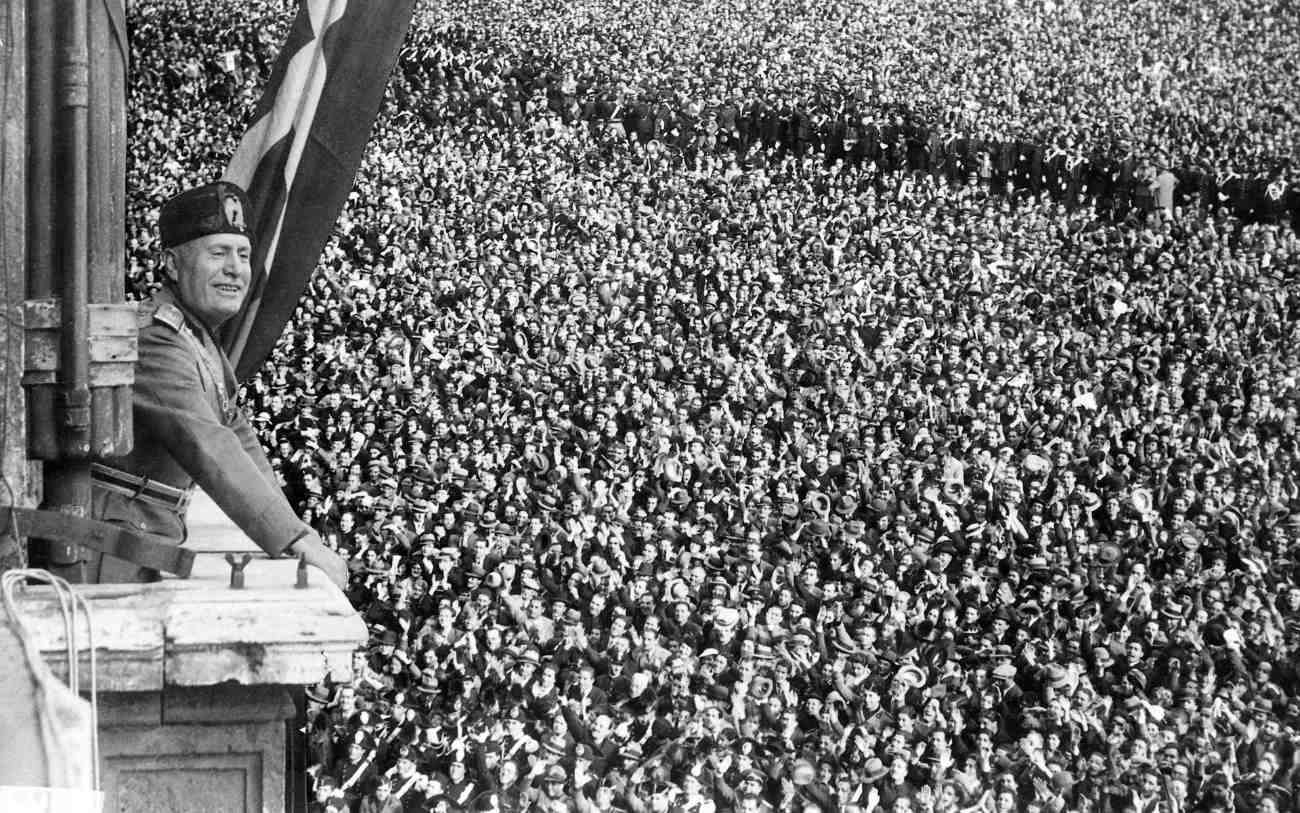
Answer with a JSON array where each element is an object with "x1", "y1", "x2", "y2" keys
[{"x1": 222, "y1": 0, "x2": 415, "y2": 381}]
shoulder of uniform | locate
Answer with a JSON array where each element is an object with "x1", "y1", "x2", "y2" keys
[{"x1": 144, "y1": 302, "x2": 185, "y2": 332}]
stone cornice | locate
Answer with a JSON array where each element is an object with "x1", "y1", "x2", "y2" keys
[{"x1": 15, "y1": 492, "x2": 364, "y2": 692}]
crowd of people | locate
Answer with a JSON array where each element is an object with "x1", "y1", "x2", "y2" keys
[
  {"x1": 397, "y1": 1, "x2": 1300, "y2": 228},
  {"x1": 128, "y1": 0, "x2": 1300, "y2": 811}
]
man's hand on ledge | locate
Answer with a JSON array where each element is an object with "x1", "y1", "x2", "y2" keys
[{"x1": 291, "y1": 531, "x2": 349, "y2": 590}]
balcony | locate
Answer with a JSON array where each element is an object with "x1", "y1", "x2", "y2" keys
[{"x1": 0, "y1": 492, "x2": 364, "y2": 812}]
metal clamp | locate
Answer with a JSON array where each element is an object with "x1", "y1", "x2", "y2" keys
[{"x1": 225, "y1": 553, "x2": 252, "y2": 589}]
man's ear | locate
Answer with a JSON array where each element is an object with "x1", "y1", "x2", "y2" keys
[{"x1": 160, "y1": 248, "x2": 181, "y2": 284}]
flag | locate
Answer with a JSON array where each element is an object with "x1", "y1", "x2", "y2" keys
[{"x1": 222, "y1": 0, "x2": 416, "y2": 381}]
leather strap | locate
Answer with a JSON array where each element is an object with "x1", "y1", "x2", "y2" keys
[
  {"x1": 393, "y1": 773, "x2": 419, "y2": 800},
  {"x1": 2, "y1": 508, "x2": 194, "y2": 577},
  {"x1": 340, "y1": 754, "x2": 374, "y2": 791},
  {"x1": 90, "y1": 463, "x2": 192, "y2": 513}
]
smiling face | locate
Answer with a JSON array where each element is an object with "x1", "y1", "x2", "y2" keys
[{"x1": 167, "y1": 233, "x2": 252, "y2": 330}]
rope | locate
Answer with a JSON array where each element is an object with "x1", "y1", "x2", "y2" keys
[{"x1": 1, "y1": 569, "x2": 101, "y2": 792}]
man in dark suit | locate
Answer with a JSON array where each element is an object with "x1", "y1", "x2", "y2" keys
[
  {"x1": 824, "y1": 114, "x2": 847, "y2": 166},
  {"x1": 858, "y1": 118, "x2": 881, "y2": 168},
  {"x1": 566, "y1": 664, "x2": 610, "y2": 713}
]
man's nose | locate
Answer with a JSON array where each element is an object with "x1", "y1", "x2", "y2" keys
[{"x1": 223, "y1": 252, "x2": 247, "y2": 275}]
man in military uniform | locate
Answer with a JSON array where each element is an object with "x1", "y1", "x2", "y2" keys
[
  {"x1": 382, "y1": 746, "x2": 426, "y2": 806},
  {"x1": 333, "y1": 731, "x2": 379, "y2": 809},
  {"x1": 87, "y1": 181, "x2": 347, "y2": 586}
]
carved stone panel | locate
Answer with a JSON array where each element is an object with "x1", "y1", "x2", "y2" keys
[
  {"x1": 113, "y1": 754, "x2": 258, "y2": 813},
  {"x1": 101, "y1": 721, "x2": 284, "y2": 813}
]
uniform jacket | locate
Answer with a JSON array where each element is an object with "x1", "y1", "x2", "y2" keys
[{"x1": 93, "y1": 287, "x2": 308, "y2": 575}]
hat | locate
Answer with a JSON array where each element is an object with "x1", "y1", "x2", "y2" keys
[
  {"x1": 894, "y1": 664, "x2": 926, "y2": 689},
  {"x1": 1097, "y1": 542, "x2": 1122, "y2": 565},
  {"x1": 543, "y1": 764, "x2": 567, "y2": 784},
  {"x1": 862, "y1": 757, "x2": 888, "y2": 783},
  {"x1": 804, "y1": 490, "x2": 832, "y2": 515},
  {"x1": 393, "y1": 744, "x2": 417, "y2": 764},
  {"x1": 1022, "y1": 453, "x2": 1051, "y2": 474},
  {"x1": 1043, "y1": 664, "x2": 1071, "y2": 690},
  {"x1": 714, "y1": 606, "x2": 740, "y2": 630},
  {"x1": 349, "y1": 730, "x2": 375, "y2": 752},
  {"x1": 415, "y1": 667, "x2": 439, "y2": 694},
  {"x1": 791, "y1": 758, "x2": 815, "y2": 786},
  {"x1": 992, "y1": 663, "x2": 1017, "y2": 681},
  {"x1": 542, "y1": 735, "x2": 568, "y2": 758},
  {"x1": 159, "y1": 181, "x2": 254, "y2": 249}
]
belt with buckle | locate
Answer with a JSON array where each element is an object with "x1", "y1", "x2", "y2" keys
[{"x1": 90, "y1": 463, "x2": 192, "y2": 514}]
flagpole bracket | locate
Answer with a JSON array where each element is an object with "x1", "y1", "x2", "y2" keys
[{"x1": 22, "y1": 298, "x2": 138, "y2": 460}]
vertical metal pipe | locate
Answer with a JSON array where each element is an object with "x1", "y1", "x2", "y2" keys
[
  {"x1": 25, "y1": 0, "x2": 52, "y2": 301},
  {"x1": 31, "y1": 0, "x2": 93, "y2": 580},
  {"x1": 25, "y1": 0, "x2": 56, "y2": 460},
  {"x1": 58, "y1": 0, "x2": 91, "y2": 458}
]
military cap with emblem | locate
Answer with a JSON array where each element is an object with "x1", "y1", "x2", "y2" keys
[{"x1": 159, "y1": 181, "x2": 255, "y2": 249}]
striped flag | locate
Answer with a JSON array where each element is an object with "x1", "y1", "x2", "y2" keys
[{"x1": 221, "y1": 0, "x2": 416, "y2": 381}]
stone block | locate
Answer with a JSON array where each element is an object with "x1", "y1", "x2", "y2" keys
[
  {"x1": 162, "y1": 684, "x2": 296, "y2": 725},
  {"x1": 103, "y1": 721, "x2": 282, "y2": 813}
]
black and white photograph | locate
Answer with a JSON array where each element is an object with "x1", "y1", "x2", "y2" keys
[{"x1": 0, "y1": 0, "x2": 1299, "y2": 811}]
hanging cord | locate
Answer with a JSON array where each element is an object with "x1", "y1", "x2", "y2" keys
[
  {"x1": 1, "y1": 569, "x2": 100, "y2": 792},
  {"x1": 1, "y1": 569, "x2": 73, "y2": 789}
]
